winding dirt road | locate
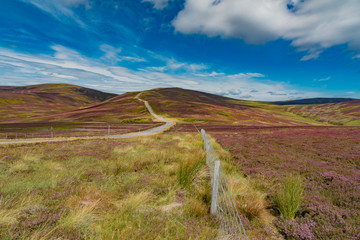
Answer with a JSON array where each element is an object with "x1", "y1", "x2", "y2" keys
[{"x1": 0, "y1": 93, "x2": 175, "y2": 145}]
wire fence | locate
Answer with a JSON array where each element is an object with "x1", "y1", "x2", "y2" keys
[
  {"x1": 0, "y1": 124, "x2": 163, "y2": 140},
  {"x1": 201, "y1": 129, "x2": 248, "y2": 240}
]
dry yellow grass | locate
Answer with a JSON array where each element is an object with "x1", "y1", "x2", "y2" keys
[{"x1": 0, "y1": 133, "x2": 220, "y2": 239}]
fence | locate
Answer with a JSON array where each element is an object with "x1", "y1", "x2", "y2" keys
[
  {"x1": 201, "y1": 129, "x2": 248, "y2": 240},
  {"x1": 0, "y1": 124, "x2": 162, "y2": 140}
]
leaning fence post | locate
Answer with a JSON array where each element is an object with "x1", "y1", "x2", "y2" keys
[{"x1": 211, "y1": 160, "x2": 221, "y2": 215}]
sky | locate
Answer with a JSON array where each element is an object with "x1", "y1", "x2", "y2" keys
[{"x1": 0, "y1": 0, "x2": 359, "y2": 101}]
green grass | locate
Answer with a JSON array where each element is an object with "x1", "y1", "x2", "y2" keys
[{"x1": 275, "y1": 174, "x2": 304, "y2": 219}]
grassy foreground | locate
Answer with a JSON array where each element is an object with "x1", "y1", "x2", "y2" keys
[
  {"x1": 0, "y1": 132, "x2": 280, "y2": 239},
  {"x1": 0, "y1": 134, "x2": 219, "y2": 239}
]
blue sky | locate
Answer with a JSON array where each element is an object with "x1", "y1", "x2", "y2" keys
[{"x1": 0, "y1": 0, "x2": 359, "y2": 101}]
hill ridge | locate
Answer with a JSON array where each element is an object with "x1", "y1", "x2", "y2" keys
[{"x1": 1, "y1": 84, "x2": 359, "y2": 126}]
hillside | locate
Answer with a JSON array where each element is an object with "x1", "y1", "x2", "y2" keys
[
  {"x1": 282, "y1": 100, "x2": 360, "y2": 125},
  {"x1": 2, "y1": 84, "x2": 358, "y2": 126},
  {"x1": 0, "y1": 84, "x2": 116, "y2": 123},
  {"x1": 141, "y1": 88, "x2": 321, "y2": 126},
  {"x1": 26, "y1": 92, "x2": 155, "y2": 123}
]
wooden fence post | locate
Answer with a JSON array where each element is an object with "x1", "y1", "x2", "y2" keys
[
  {"x1": 201, "y1": 129, "x2": 205, "y2": 144},
  {"x1": 211, "y1": 160, "x2": 221, "y2": 215}
]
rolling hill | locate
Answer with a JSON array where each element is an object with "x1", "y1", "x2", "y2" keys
[
  {"x1": 1, "y1": 84, "x2": 359, "y2": 126},
  {"x1": 0, "y1": 83, "x2": 117, "y2": 123},
  {"x1": 140, "y1": 88, "x2": 319, "y2": 126},
  {"x1": 26, "y1": 92, "x2": 154, "y2": 123},
  {"x1": 281, "y1": 100, "x2": 360, "y2": 125}
]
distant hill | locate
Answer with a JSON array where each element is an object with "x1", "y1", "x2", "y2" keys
[
  {"x1": 272, "y1": 98, "x2": 356, "y2": 105},
  {"x1": 0, "y1": 83, "x2": 117, "y2": 123},
  {"x1": 1, "y1": 84, "x2": 359, "y2": 126},
  {"x1": 281, "y1": 100, "x2": 360, "y2": 125}
]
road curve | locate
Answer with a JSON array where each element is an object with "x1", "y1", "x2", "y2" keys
[{"x1": 0, "y1": 93, "x2": 175, "y2": 144}]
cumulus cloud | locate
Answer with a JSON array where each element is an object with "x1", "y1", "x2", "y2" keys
[
  {"x1": 173, "y1": 0, "x2": 360, "y2": 60},
  {"x1": 142, "y1": 0, "x2": 169, "y2": 10}
]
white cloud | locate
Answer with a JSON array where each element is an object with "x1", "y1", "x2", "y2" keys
[
  {"x1": 0, "y1": 45, "x2": 326, "y2": 101},
  {"x1": 142, "y1": 0, "x2": 169, "y2": 10},
  {"x1": 100, "y1": 44, "x2": 122, "y2": 64},
  {"x1": 121, "y1": 56, "x2": 146, "y2": 62},
  {"x1": 149, "y1": 59, "x2": 209, "y2": 72},
  {"x1": 22, "y1": 0, "x2": 90, "y2": 27},
  {"x1": 314, "y1": 76, "x2": 331, "y2": 82},
  {"x1": 195, "y1": 71, "x2": 224, "y2": 77},
  {"x1": 173, "y1": 0, "x2": 360, "y2": 60},
  {"x1": 62, "y1": 0, "x2": 89, "y2": 7},
  {"x1": 146, "y1": 66, "x2": 167, "y2": 72},
  {"x1": 206, "y1": 76, "x2": 311, "y2": 101},
  {"x1": 0, "y1": 46, "x2": 203, "y2": 93},
  {"x1": 51, "y1": 73, "x2": 78, "y2": 80},
  {"x1": 0, "y1": 46, "x2": 144, "y2": 84},
  {"x1": 100, "y1": 45, "x2": 146, "y2": 63},
  {"x1": 229, "y1": 73, "x2": 265, "y2": 79}
]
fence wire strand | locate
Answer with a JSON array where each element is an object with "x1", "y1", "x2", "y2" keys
[{"x1": 201, "y1": 129, "x2": 248, "y2": 240}]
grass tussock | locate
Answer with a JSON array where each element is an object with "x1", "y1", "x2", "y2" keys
[
  {"x1": 177, "y1": 157, "x2": 206, "y2": 189},
  {"x1": 275, "y1": 174, "x2": 304, "y2": 219}
]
